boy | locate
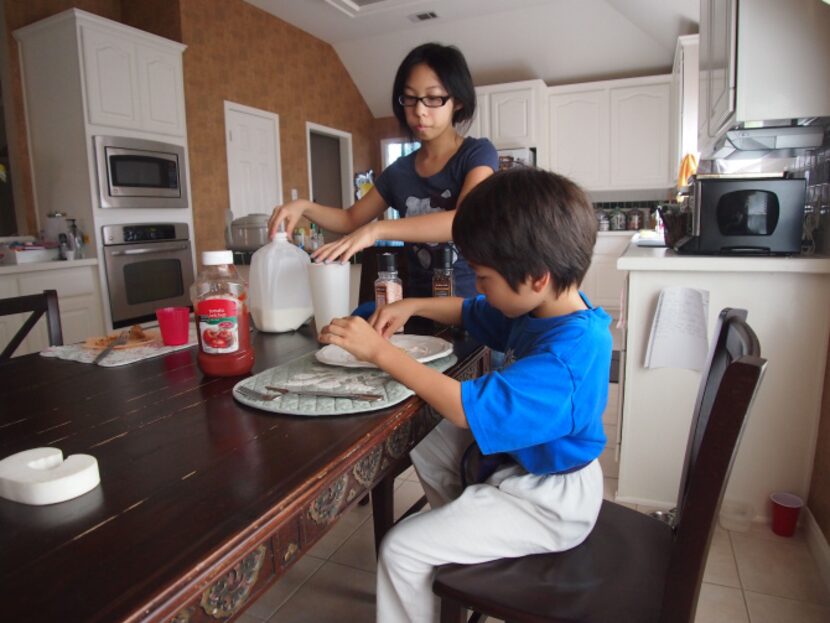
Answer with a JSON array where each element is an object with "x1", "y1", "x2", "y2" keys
[{"x1": 320, "y1": 167, "x2": 612, "y2": 623}]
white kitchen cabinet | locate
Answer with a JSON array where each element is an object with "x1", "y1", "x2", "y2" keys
[
  {"x1": 547, "y1": 88, "x2": 609, "y2": 189},
  {"x1": 698, "y1": 0, "x2": 830, "y2": 157},
  {"x1": 616, "y1": 246, "x2": 830, "y2": 520},
  {"x1": 547, "y1": 75, "x2": 673, "y2": 192},
  {"x1": 581, "y1": 232, "x2": 632, "y2": 313},
  {"x1": 610, "y1": 82, "x2": 671, "y2": 188},
  {"x1": 0, "y1": 261, "x2": 105, "y2": 357},
  {"x1": 470, "y1": 80, "x2": 547, "y2": 165},
  {"x1": 80, "y1": 18, "x2": 186, "y2": 136},
  {"x1": 671, "y1": 35, "x2": 699, "y2": 183}
]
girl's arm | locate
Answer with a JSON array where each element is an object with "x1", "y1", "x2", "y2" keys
[
  {"x1": 267, "y1": 187, "x2": 388, "y2": 239},
  {"x1": 312, "y1": 164, "x2": 495, "y2": 262}
]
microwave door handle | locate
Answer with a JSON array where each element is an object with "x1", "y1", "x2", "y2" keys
[{"x1": 109, "y1": 242, "x2": 190, "y2": 256}]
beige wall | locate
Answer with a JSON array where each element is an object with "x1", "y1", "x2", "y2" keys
[{"x1": 177, "y1": 0, "x2": 378, "y2": 255}]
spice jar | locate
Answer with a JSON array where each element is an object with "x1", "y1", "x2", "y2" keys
[
  {"x1": 596, "y1": 210, "x2": 610, "y2": 232},
  {"x1": 609, "y1": 207, "x2": 627, "y2": 231},
  {"x1": 626, "y1": 210, "x2": 641, "y2": 230},
  {"x1": 432, "y1": 247, "x2": 455, "y2": 297}
]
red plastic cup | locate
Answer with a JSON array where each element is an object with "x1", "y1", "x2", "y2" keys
[
  {"x1": 770, "y1": 492, "x2": 803, "y2": 537},
  {"x1": 156, "y1": 307, "x2": 191, "y2": 346}
]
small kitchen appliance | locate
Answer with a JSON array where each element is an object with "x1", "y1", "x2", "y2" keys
[
  {"x1": 94, "y1": 135, "x2": 188, "y2": 209},
  {"x1": 675, "y1": 175, "x2": 806, "y2": 255}
]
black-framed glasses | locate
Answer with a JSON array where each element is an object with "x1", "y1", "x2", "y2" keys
[{"x1": 397, "y1": 94, "x2": 452, "y2": 108}]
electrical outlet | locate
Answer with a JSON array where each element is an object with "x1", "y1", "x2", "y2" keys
[{"x1": 290, "y1": 188, "x2": 298, "y2": 201}]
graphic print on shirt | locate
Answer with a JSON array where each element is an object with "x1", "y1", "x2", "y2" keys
[{"x1": 407, "y1": 189, "x2": 456, "y2": 270}]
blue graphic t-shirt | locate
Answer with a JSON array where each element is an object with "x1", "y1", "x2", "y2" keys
[{"x1": 374, "y1": 137, "x2": 498, "y2": 297}]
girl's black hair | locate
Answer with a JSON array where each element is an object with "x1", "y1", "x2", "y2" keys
[
  {"x1": 391, "y1": 43, "x2": 476, "y2": 135},
  {"x1": 452, "y1": 168, "x2": 597, "y2": 296}
]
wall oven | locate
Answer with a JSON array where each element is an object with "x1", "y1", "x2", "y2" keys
[
  {"x1": 94, "y1": 135, "x2": 188, "y2": 209},
  {"x1": 102, "y1": 223, "x2": 194, "y2": 328}
]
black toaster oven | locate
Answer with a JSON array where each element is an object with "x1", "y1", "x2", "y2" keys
[{"x1": 676, "y1": 176, "x2": 805, "y2": 255}]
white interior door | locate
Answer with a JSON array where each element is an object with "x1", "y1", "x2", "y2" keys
[{"x1": 224, "y1": 101, "x2": 283, "y2": 218}]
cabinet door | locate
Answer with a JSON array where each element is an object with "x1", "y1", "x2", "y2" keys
[
  {"x1": 465, "y1": 92, "x2": 489, "y2": 139},
  {"x1": 610, "y1": 82, "x2": 671, "y2": 188},
  {"x1": 488, "y1": 87, "x2": 536, "y2": 148},
  {"x1": 705, "y1": 0, "x2": 736, "y2": 137},
  {"x1": 81, "y1": 25, "x2": 142, "y2": 130},
  {"x1": 136, "y1": 44, "x2": 186, "y2": 136},
  {"x1": 547, "y1": 89, "x2": 609, "y2": 189}
]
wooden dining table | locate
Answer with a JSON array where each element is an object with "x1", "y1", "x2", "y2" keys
[{"x1": 0, "y1": 323, "x2": 489, "y2": 622}]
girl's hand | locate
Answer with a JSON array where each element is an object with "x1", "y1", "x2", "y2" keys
[
  {"x1": 311, "y1": 222, "x2": 377, "y2": 264},
  {"x1": 319, "y1": 316, "x2": 391, "y2": 365},
  {"x1": 370, "y1": 299, "x2": 418, "y2": 339},
  {"x1": 268, "y1": 200, "x2": 309, "y2": 239}
]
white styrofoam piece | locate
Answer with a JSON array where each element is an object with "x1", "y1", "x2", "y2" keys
[{"x1": 0, "y1": 447, "x2": 100, "y2": 505}]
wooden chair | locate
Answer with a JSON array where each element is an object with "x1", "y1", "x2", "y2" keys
[
  {"x1": 0, "y1": 290, "x2": 63, "y2": 360},
  {"x1": 432, "y1": 308, "x2": 767, "y2": 623}
]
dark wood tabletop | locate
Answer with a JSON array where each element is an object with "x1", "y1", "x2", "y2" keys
[{"x1": 0, "y1": 323, "x2": 488, "y2": 622}]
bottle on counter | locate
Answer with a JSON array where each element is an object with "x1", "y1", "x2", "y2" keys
[
  {"x1": 191, "y1": 250, "x2": 254, "y2": 376},
  {"x1": 375, "y1": 253, "x2": 403, "y2": 332},
  {"x1": 432, "y1": 247, "x2": 455, "y2": 297},
  {"x1": 596, "y1": 210, "x2": 610, "y2": 232},
  {"x1": 626, "y1": 209, "x2": 641, "y2": 231}
]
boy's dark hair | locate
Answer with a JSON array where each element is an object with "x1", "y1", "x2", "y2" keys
[
  {"x1": 392, "y1": 43, "x2": 476, "y2": 135},
  {"x1": 452, "y1": 168, "x2": 596, "y2": 296}
]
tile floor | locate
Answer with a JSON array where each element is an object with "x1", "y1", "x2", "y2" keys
[{"x1": 235, "y1": 467, "x2": 830, "y2": 623}]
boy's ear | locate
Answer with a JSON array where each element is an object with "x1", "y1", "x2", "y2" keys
[{"x1": 529, "y1": 272, "x2": 551, "y2": 293}]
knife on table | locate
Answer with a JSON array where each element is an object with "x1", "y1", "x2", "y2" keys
[
  {"x1": 265, "y1": 385, "x2": 384, "y2": 402},
  {"x1": 93, "y1": 330, "x2": 130, "y2": 365}
]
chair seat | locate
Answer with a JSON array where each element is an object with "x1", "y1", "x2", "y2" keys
[{"x1": 433, "y1": 501, "x2": 674, "y2": 623}]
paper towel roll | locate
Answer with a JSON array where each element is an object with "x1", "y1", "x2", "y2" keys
[{"x1": 0, "y1": 447, "x2": 100, "y2": 505}]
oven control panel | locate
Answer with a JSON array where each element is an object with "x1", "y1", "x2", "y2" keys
[{"x1": 102, "y1": 223, "x2": 190, "y2": 245}]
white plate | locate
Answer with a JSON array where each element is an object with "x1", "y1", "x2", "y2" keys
[{"x1": 315, "y1": 334, "x2": 453, "y2": 368}]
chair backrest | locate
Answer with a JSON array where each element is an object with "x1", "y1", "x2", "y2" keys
[
  {"x1": 661, "y1": 308, "x2": 766, "y2": 622},
  {"x1": 0, "y1": 290, "x2": 63, "y2": 360}
]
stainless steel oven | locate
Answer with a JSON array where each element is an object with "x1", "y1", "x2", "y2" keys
[{"x1": 102, "y1": 223, "x2": 194, "y2": 328}]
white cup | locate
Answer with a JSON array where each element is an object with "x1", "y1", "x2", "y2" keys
[{"x1": 307, "y1": 262, "x2": 351, "y2": 333}]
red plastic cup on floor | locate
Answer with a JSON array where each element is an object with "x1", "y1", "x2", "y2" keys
[
  {"x1": 156, "y1": 307, "x2": 190, "y2": 346},
  {"x1": 770, "y1": 492, "x2": 803, "y2": 537}
]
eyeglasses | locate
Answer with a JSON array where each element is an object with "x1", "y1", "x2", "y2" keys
[{"x1": 397, "y1": 94, "x2": 452, "y2": 108}]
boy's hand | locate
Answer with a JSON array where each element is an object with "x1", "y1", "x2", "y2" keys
[
  {"x1": 319, "y1": 316, "x2": 392, "y2": 365},
  {"x1": 369, "y1": 299, "x2": 419, "y2": 338}
]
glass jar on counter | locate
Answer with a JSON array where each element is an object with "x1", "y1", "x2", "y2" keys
[
  {"x1": 596, "y1": 210, "x2": 610, "y2": 231},
  {"x1": 626, "y1": 210, "x2": 641, "y2": 230},
  {"x1": 609, "y1": 207, "x2": 627, "y2": 231}
]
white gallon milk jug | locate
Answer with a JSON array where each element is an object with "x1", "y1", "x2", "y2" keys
[{"x1": 248, "y1": 231, "x2": 313, "y2": 332}]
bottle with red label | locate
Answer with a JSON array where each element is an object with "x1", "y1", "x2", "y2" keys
[{"x1": 190, "y1": 250, "x2": 254, "y2": 376}]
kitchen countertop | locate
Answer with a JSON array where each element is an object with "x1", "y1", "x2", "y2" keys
[
  {"x1": 0, "y1": 257, "x2": 98, "y2": 276},
  {"x1": 618, "y1": 245, "x2": 830, "y2": 274}
]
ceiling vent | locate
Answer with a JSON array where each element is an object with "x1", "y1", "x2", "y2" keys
[{"x1": 407, "y1": 11, "x2": 439, "y2": 23}]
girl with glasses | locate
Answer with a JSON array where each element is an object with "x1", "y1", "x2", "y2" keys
[{"x1": 267, "y1": 42, "x2": 498, "y2": 299}]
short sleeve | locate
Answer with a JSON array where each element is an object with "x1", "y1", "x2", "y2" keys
[
  {"x1": 458, "y1": 138, "x2": 498, "y2": 173},
  {"x1": 462, "y1": 296, "x2": 512, "y2": 352}
]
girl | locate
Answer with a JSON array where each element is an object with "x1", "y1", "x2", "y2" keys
[{"x1": 267, "y1": 43, "x2": 498, "y2": 298}]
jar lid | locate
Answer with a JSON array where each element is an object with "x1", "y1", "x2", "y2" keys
[
  {"x1": 433, "y1": 246, "x2": 453, "y2": 269},
  {"x1": 202, "y1": 250, "x2": 233, "y2": 265},
  {"x1": 377, "y1": 252, "x2": 397, "y2": 272}
]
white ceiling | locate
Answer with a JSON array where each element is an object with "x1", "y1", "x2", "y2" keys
[{"x1": 244, "y1": 0, "x2": 699, "y2": 118}]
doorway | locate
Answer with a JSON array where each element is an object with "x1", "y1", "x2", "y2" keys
[
  {"x1": 306, "y1": 122, "x2": 353, "y2": 212},
  {"x1": 224, "y1": 101, "x2": 283, "y2": 219}
]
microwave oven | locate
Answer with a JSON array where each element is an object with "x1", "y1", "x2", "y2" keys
[
  {"x1": 676, "y1": 176, "x2": 805, "y2": 255},
  {"x1": 94, "y1": 135, "x2": 188, "y2": 209}
]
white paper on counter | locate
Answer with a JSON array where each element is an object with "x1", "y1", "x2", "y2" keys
[{"x1": 644, "y1": 286, "x2": 709, "y2": 370}]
